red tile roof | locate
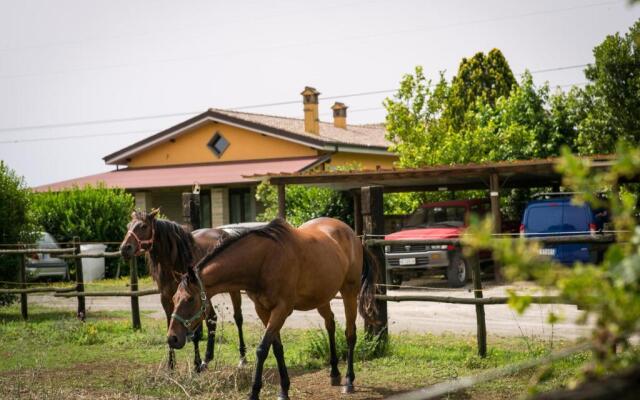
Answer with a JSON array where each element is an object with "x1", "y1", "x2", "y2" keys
[{"x1": 33, "y1": 157, "x2": 321, "y2": 192}]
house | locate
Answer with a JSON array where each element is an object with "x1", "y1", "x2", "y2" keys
[{"x1": 34, "y1": 87, "x2": 397, "y2": 226}]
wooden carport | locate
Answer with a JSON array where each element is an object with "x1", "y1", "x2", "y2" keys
[
  {"x1": 259, "y1": 155, "x2": 621, "y2": 344},
  {"x1": 264, "y1": 155, "x2": 617, "y2": 237}
]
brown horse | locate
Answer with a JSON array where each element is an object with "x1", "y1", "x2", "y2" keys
[
  {"x1": 168, "y1": 218, "x2": 378, "y2": 400},
  {"x1": 119, "y1": 209, "x2": 247, "y2": 371}
]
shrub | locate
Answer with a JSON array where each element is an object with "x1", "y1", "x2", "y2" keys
[
  {"x1": 255, "y1": 182, "x2": 353, "y2": 227},
  {"x1": 0, "y1": 161, "x2": 38, "y2": 306},
  {"x1": 31, "y1": 184, "x2": 134, "y2": 278},
  {"x1": 32, "y1": 184, "x2": 133, "y2": 243}
]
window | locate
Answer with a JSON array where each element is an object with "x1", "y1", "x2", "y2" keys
[{"x1": 207, "y1": 132, "x2": 230, "y2": 157}]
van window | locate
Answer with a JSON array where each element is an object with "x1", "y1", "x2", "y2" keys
[
  {"x1": 527, "y1": 206, "x2": 563, "y2": 232},
  {"x1": 563, "y1": 205, "x2": 589, "y2": 231}
]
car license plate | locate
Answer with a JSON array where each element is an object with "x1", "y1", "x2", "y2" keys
[
  {"x1": 539, "y1": 248, "x2": 556, "y2": 256},
  {"x1": 399, "y1": 257, "x2": 416, "y2": 266}
]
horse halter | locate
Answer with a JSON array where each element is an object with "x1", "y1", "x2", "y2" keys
[
  {"x1": 124, "y1": 220, "x2": 155, "y2": 256},
  {"x1": 171, "y1": 270, "x2": 208, "y2": 337}
]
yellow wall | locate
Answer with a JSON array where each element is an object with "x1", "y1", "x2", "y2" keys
[
  {"x1": 128, "y1": 121, "x2": 317, "y2": 168},
  {"x1": 326, "y1": 152, "x2": 397, "y2": 170}
]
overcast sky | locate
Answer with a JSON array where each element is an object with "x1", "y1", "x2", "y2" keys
[{"x1": 1, "y1": 0, "x2": 639, "y2": 187}]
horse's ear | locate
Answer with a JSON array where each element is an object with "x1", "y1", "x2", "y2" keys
[
  {"x1": 172, "y1": 270, "x2": 182, "y2": 283},
  {"x1": 149, "y1": 208, "x2": 160, "y2": 219}
]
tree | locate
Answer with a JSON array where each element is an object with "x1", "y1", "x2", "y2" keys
[
  {"x1": 575, "y1": 20, "x2": 640, "y2": 154},
  {"x1": 0, "y1": 161, "x2": 37, "y2": 306},
  {"x1": 444, "y1": 48, "x2": 517, "y2": 132},
  {"x1": 464, "y1": 143, "x2": 640, "y2": 396}
]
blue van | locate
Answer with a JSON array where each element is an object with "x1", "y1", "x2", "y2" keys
[{"x1": 520, "y1": 196, "x2": 607, "y2": 265}]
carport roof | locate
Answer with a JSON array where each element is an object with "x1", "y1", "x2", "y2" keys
[{"x1": 260, "y1": 156, "x2": 618, "y2": 192}]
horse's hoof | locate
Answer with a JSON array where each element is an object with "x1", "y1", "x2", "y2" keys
[
  {"x1": 277, "y1": 394, "x2": 290, "y2": 400},
  {"x1": 330, "y1": 375, "x2": 342, "y2": 386},
  {"x1": 196, "y1": 362, "x2": 208, "y2": 373},
  {"x1": 342, "y1": 384, "x2": 355, "y2": 394},
  {"x1": 238, "y1": 357, "x2": 247, "y2": 368}
]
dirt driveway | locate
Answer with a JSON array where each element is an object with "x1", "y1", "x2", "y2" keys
[{"x1": 30, "y1": 277, "x2": 590, "y2": 340}]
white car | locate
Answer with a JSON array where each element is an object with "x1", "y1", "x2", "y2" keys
[{"x1": 26, "y1": 232, "x2": 69, "y2": 281}]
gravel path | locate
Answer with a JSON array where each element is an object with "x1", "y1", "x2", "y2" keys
[{"x1": 29, "y1": 277, "x2": 590, "y2": 340}]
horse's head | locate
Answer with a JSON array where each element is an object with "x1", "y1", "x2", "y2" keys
[
  {"x1": 120, "y1": 208, "x2": 159, "y2": 259},
  {"x1": 167, "y1": 269, "x2": 207, "y2": 349}
]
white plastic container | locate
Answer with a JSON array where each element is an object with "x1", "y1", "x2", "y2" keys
[{"x1": 80, "y1": 243, "x2": 107, "y2": 282}]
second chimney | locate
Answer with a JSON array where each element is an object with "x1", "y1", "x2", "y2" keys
[
  {"x1": 301, "y1": 86, "x2": 320, "y2": 134},
  {"x1": 331, "y1": 102, "x2": 348, "y2": 129}
]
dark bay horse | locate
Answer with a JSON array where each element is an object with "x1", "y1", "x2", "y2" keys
[
  {"x1": 168, "y1": 218, "x2": 378, "y2": 400},
  {"x1": 119, "y1": 209, "x2": 247, "y2": 371}
]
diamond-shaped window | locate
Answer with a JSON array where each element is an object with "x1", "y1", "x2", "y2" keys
[{"x1": 207, "y1": 132, "x2": 229, "y2": 157}]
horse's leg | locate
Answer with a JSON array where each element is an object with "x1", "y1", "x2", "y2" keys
[
  {"x1": 160, "y1": 295, "x2": 176, "y2": 370},
  {"x1": 230, "y1": 291, "x2": 247, "y2": 366},
  {"x1": 192, "y1": 322, "x2": 204, "y2": 372},
  {"x1": 317, "y1": 303, "x2": 341, "y2": 386},
  {"x1": 203, "y1": 299, "x2": 218, "y2": 367},
  {"x1": 272, "y1": 332, "x2": 291, "y2": 400},
  {"x1": 250, "y1": 304, "x2": 289, "y2": 400},
  {"x1": 341, "y1": 291, "x2": 358, "y2": 394}
]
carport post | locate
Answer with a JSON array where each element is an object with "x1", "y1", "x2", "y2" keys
[
  {"x1": 277, "y1": 184, "x2": 286, "y2": 220},
  {"x1": 361, "y1": 186, "x2": 388, "y2": 338},
  {"x1": 353, "y1": 190, "x2": 362, "y2": 235},
  {"x1": 489, "y1": 173, "x2": 503, "y2": 281}
]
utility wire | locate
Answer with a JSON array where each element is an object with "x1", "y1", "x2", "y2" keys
[
  {"x1": 0, "y1": 65, "x2": 590, "y2": 135},
  {"x1": 1, "y1": 81, "x2": 590, "y2": 145}
]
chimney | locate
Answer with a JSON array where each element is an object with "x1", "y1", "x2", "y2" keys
[
  {"x1": 331, "y1": 102, "x2": 348, "y2": 129},
  {"x1": 301, "y1": 86, "x2": 320, "y2": 134}
]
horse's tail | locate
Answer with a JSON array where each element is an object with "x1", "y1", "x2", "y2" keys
[{"x1": 358, "y1": 244, "x2": 380, "y2": 326}]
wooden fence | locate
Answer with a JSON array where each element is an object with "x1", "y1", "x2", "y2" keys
[
  {"x1": 0, "y1": 237, "x2": 159, "y2": 329},
  {"x1": 365, "y1": 234, "x2": 616, "y2": 358}
]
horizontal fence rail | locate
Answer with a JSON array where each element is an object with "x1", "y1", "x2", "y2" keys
[
  {"x1": 0, "y1": 238, "x2": 146, "y2": 329},
  {"x1": 375, "y1": 294, "x2": 575, "y2": 305}
]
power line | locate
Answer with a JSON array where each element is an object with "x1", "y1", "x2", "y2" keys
[
  {"x1": 0, "y1": 64, "x2": 591, "y2": 135},
  {"x1": 0, "y1": 1, "x2": 616, "y2": 81},
  {"x1": 0, "y1": 129, "x2": 152, "y2": 144},
  {"x1": 2, "y1": 80, "x2": 591, "y2": 145}
]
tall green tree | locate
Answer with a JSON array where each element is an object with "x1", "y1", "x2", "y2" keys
[
  {"x1": 444, "y1": 48, "x2": 517, "y2": 132},
  {"x1": 576, "y1": 20, "x2": 640, "y2": 154}
]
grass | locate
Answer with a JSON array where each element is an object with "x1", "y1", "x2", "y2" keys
[{"x1": 0, "y1": 304, "x2": 591, "y2": 399}]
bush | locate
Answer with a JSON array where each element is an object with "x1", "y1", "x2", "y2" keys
[
  {"x1": 32, "y1": 184, "x2": 133, "y2": 243},
  {"x1": 255, "y1": 182, "x2": 353, "y2": 227},
  {"x1": 0, "y1": 161, "x2": 38, "y2": 306},
  {"x1": 31, "y1": 184, "x2": 134, "y2": 278}
]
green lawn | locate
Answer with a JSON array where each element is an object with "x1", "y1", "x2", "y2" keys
[{"x1": 0, "y1": 304, "x2": 590, "y2": 399}]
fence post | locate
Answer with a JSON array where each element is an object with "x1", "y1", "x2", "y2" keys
[
  {"x1": 130, "y1": 256, "x2": 141, "y2": 330},
  {"x1": 361, "y1": 186, "x2": 388, "y2": 338},
  {"x1": 74, "y1": 237, "x2": 86, "y2": 321},
  {"x1": 471, "y1": 252, "x2": 487, "y2": 357},
  {"x1": 18, "y1": 251, "x2": 27, "y2": 320}
]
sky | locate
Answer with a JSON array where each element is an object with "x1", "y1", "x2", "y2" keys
[{"x1": 0, "y1": 0, "x2": 639, "y2": 187}]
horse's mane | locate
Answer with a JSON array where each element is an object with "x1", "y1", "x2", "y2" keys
[
  {"x1": 133, "y1": 211, "x2": 195, "y2": 280},
  {"x1": 193, "y1": 218, "x2": 290, "y2": 272}
]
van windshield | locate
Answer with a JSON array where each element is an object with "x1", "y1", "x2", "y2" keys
[{"x1": 405, "y1": 206, "x2": 466, "y2": 228}]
